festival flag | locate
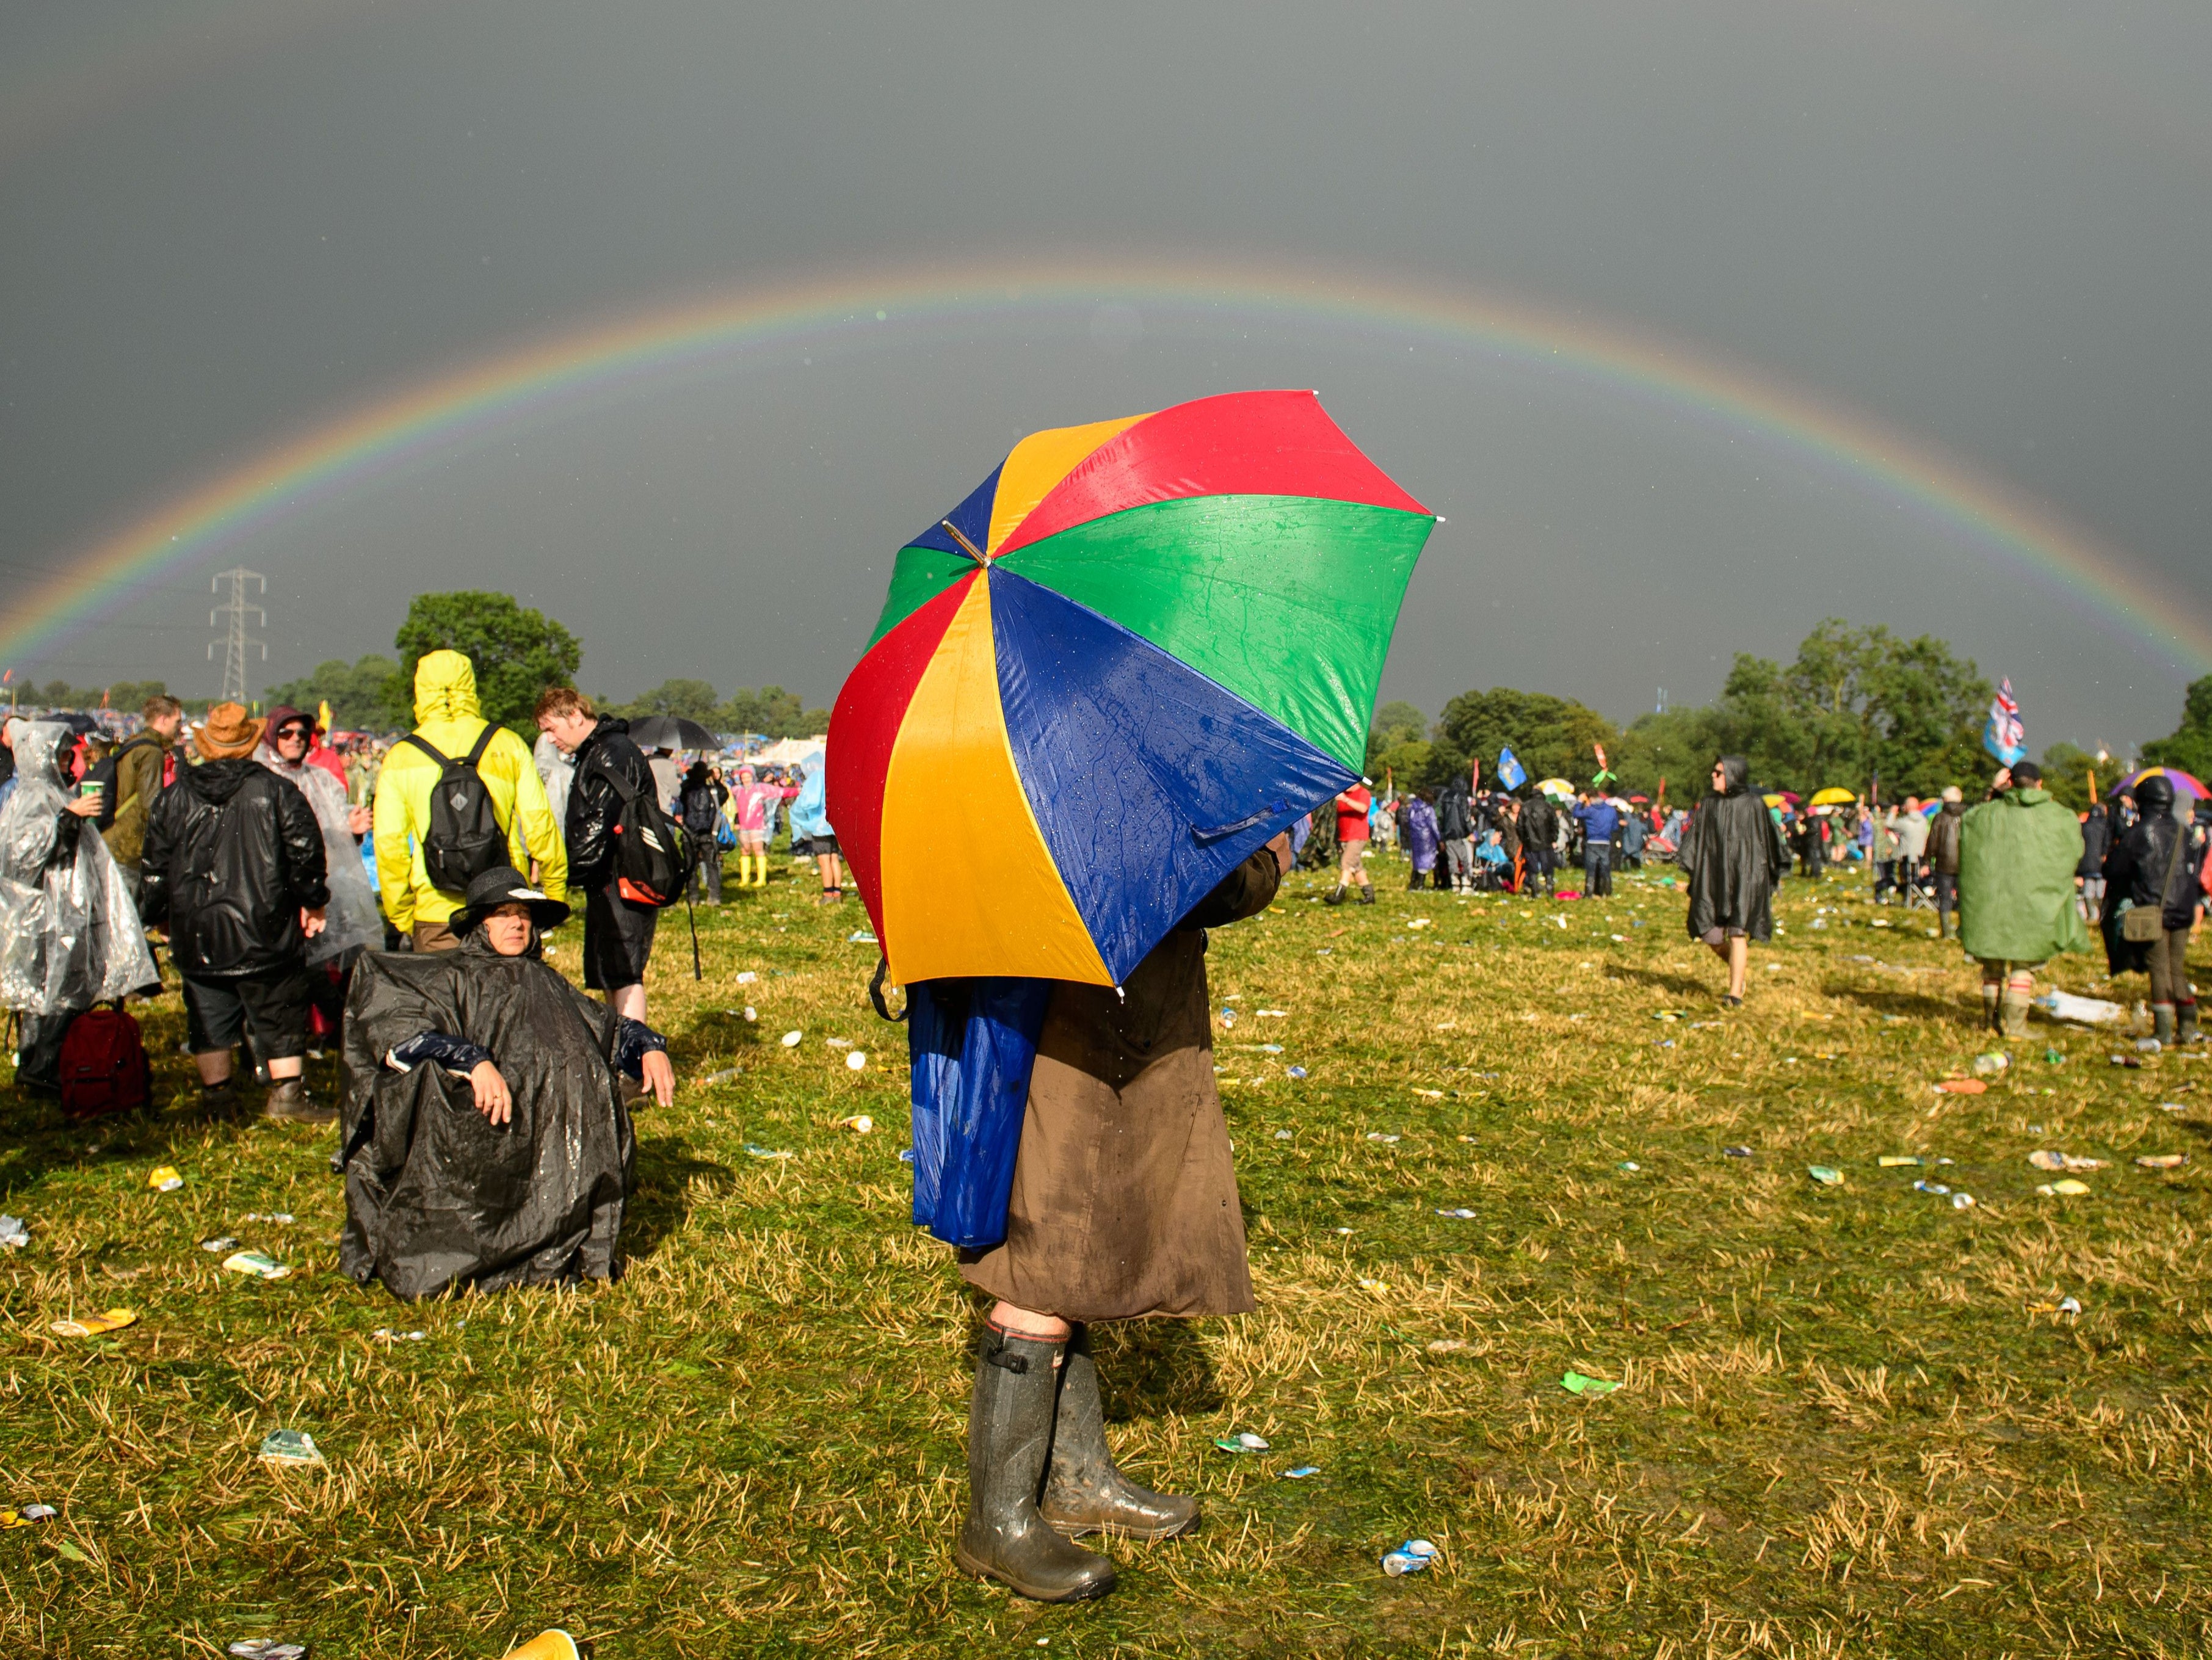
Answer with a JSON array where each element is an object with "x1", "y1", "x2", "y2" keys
[
  {"x1": 1982, "y1": 678, "x2": 2026, "y2": 766},
  {"x1": 317, "y1": 700, "x2": 334, "y2": 736},
  {"x1": 1496, "y1": 746, "x2": 1526, "y2": 790},
  {"x1": 1591, "y1": 741, "x2": 1615, "y2": 788},
  {"x1": 1469, "y1": 756, "x2": 1481, "y2": 791}
]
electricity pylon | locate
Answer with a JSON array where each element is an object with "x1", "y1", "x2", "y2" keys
[{"x1": 209, "y1": 568, "x2": 267, "y2": 704}]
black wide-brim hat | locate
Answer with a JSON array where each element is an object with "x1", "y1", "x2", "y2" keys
[{"x1": 453, "y1": 866, "x2": 571, "y2": 935}]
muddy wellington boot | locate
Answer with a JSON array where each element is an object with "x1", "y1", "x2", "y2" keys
[
  {"x1": 263, "y1": 1077, "x2": 336, "y2": 1126},
  {"x1": 1040, "y1": 1325, "x2": 1198, "y2": 1542},
  {"x1": 2153, "y1": 1004, "x2": 2177, "y2": 1048},
  {"x1": 2180, "y1": 1001, "x2": 2204, "y2": 1045},
  {"x1": 1357, "y1": 885, "x2": 1376, "y2": 905},
  {"x1": 1999, "y1": 986, "x2": 2034, "y2": 1042},
  {"x1": 956, "y1": 1328, "x2": 1116, "y2": 1603},
  {"x1": 1324, "y1": 886, "x2": 1347, "y2": 905}
]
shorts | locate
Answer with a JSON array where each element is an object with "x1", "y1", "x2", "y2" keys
[
  {"x1": 584, "y1": 882, "x2": 659, "y2": 992},
  {"x1": 1700, "y1": 927, "x2": 1749, "y2": 946},
  {"x1": 794, "y1": 835, "x2": 840, "y2": 857},
  {"x1": 183, "y1": 965, "x2": 310, "y2": 1059}
]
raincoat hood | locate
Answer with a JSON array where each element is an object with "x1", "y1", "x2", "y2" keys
[
  {"x1": 1716, "y1": 756, "x2": 1750, "y2": 798},
  {"x1": 2135, "y1": 775, "x2": 2176, "y2": 817},
  {"x1": 412, "y1": 650, "x2": 482, "y2": 725},
  {"x1": 11, "y1": 722, "x2": 67, "y2": 787},
  {"x1": 180, "y1": 756, "x2": 261, "y2": 806}
]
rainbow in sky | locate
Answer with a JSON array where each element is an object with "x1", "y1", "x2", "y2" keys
[{"x1": 7, "y1": 256, "x2": 2207, "y2": 673}]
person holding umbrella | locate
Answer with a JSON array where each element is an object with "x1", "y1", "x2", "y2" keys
[{"x1": 1679, "y1": 756, "x2": 1785, "y2": 1007}]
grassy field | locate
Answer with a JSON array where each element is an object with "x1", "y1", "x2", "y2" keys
[{"x1": 4, "y1": 846, "x2": 2208, "y2": 1658}]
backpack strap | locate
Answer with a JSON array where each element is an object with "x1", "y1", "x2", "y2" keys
[
  {"x1": 462, "y1": 723, "x2": 498, "y2": 769},
  {"x1": 402, "y1": 733, "x2": 451, "y2": 767}
]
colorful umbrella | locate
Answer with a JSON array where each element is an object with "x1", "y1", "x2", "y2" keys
[
  {"x1": 1808, "y1": 786, "x2": 1858, "y2": 806},
  {"x1": 1535, "y1": 777, "x2": 1575, "y2": 800},
  {"x1": 2116, "y1": 765, "x2": 2208, "y2": 801},
  {"x1": 827, "y1": 390, "x2": 1434, "y2": 987}
]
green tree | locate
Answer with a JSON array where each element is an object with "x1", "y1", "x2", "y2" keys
[
  {"x1": 2141, "y1": 675, "x2": 2212, "y2": 781},
  {"x1": 720, "y1": 686, "x2": 829, "y2": 740},
  {"x1": 388, "y1": 592, "x2": 582, "y2": 734},
  {"x1": 617, "y1": 678, "x2": 722, "y2": 725},
  {"x1": 2036, "y1": 742, "x2": 2098, "y2": 813},
  {"x1": 266, "y1": 654, "x2": 400, "y2": 730},
  {"x1": 1434, "y1": 687, "x2": 1620, "y2": 794}
]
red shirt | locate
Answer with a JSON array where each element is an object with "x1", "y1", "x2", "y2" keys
[{"x1": 1335, "y1": 784, "x2": 1373, "y2": 843}]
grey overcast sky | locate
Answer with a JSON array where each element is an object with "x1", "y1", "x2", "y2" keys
[{"x1": 4, "y1": 0, "x2": 2209, "y2": 749}]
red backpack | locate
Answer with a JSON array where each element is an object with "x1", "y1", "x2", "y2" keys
[{"x1": 60, "y1": 1004, "x2": 151, "y2": 1121}]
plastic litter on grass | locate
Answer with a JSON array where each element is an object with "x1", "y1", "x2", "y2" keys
[
  {"x1": 50, "y1": 1307, "x2": 137, "y2": 1338},
  {"x1": 1562, "y1": 1371, "x2": 1620, "y2": 1396},
  {"x1": 227, "y1": 1642, "x2": 310, "y2": 1659},
  {"x1": 779, "y1": 1031, "x2": 803, "y2": 1048},
  {"x1": 2029, "y1": 1150, "x2": 2105, "y2": 1172},
  {"x1": 147, "y1": 1165, "x2": 183, "y2": 1192},
  {"x1": 0, "y1": 1214, "x2": 27, "y2": 1249},
  {"x1": 0, "y1": 1503, "x2": 57, "y2": 1527},
  {"x1": 1381, "y1": 1538, "x2": 1439, "y2": 1576},
  {"x1": 1284, "y1": 1465, "x2": 1322, "y2": 1479},
  {"x1": 1214, "y1": 1432, "x2": 1270, "y2": 1453},
  {"x1": 1808, "y1": 1165, "x2": 1845, "y2": 1186},
  {"x1": 256, "y1": 1429, "x2": 326, "y2": 1468},
  {"x1": 2137, "y1": 1153, "x2": 2187, "y2": 1169},
  {"x1": 222, "y1": 1250, "x2": 292, "y2": 1281},
  {"x1": 743, "y1": 1144, "x2": 794, "y2": 1161},
  {"x1": 2036, "y1": 1179, "x2": 2092, "y2": 1197}
]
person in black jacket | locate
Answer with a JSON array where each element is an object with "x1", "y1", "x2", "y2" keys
[
  {"x1": 1518, "y1": 791, "x2": 1559, "y2": 897},
  {"x1": 1680, "y1": 756, "x2": 1786, "y2": 1007},
  {"x1": 533, "y1": 687, "x2": 661, "y2": 1025},
  {"x1": 2102, "y1": 774, "x2": 2208, "y2": 1045},
  {"x1": 140, "y1": 702, "x2": 330, "y2": 1122},
  {"x1": 2076, "y1": 802, "x2": 2111, "y2": 923},
  {"x1": 679, "y1": 760, "x2": 731, "y2": 905},
  {"x1": 1437, "y1": 774, "x2": 1476, "y2": 892}
]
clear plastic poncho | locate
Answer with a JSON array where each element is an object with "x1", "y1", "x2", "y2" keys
[
  {"x1": 0, "y1": 722, "x2": 159, "y2": 1013},
  {"x1": 255, "y1": 739, "x2": 384, "y2": 964}
]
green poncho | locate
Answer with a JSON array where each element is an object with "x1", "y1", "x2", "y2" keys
[{"x1": 1957, "y1": 787, "x2": 2089, "y2": 963}]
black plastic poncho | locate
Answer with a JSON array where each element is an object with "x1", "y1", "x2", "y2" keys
[
  {"x1": 339, "y1": 933, "x2": 637, "y2": 1300},
  {"x1": 1680, "y1": 756, "x2": 1786, "y2": 942}
]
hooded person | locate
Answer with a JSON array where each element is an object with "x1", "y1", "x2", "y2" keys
[
  {"x1": 0, "y1": 721, "x2": 160, "y2": 1092},
  {"x1": 338, "y1": 866, "x2": 672, "y2": 1300},
  {"x1": 1927, "y1": 786, "x2": 1967, "y2": 936},
  {"x1": 1679, "y1": 756, "x2": 1786, "y2": 1007},
  {"x1": 140, "y1": 703, "x2": 332, "y2": 1120},
  {"x1": 258, "y1": 706, "x2": 382, "y2": 967},
  {"x1": 2101, "y1": 773, "x2": 2208, "y2": 1044},
  {"x1": 1957, "y1": 762, "x2": 2089, "y2": 1038},
  {"x1": 372, "y1": 651, "x2": 566, "y2": 952}
]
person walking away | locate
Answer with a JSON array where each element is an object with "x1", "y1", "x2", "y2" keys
[
  {"x1": 2077, "y1": 800, "x2": 2111, "y2": 923},
  {"x1": 1620, "y1": 805, "x2": 1646, "y2": 870},
  {"x1": 140, "y1": 703, "x2": 331, "y2": 1120},
  {"x1": 0, "y1": 722, "x2": 158, "y2": 1094},
  {"x1": 373, "y1": 651, "x2": 565, "y2": 952},
  {"x1": 2101, "y1": 774, "x2": 2207, "y2": 1044},
  {"x1": 647, "y1": 746, "x2": 684, "y2": 816},
  {"x1": 788, "y1": 760, "x2": 847, "y2": 902},
  {"x1": 258, "y1": 706, "x2": 383, "y2": 1048},
  {"x1": 1871, "y1": 805, "x2": 1902, "y2": 903},
  {"x1": 1325, "y1": 780, "x2": 1374, "y2": 904},
  {"x1": 1893, "y1": 797, "x2": 1929, "y2": 906},
  {"x1": 1680, "y1": 756, "x2": 1784, "y2": 1007},
  {"x1": 1573, "y1": 790, "x2": 1619, "y2": 897},
  {"x1": 951, "y1": 836, "x2": 1288, "y2": 1602},
  {"x1": 1519, "y1": 790, "x2": 1559, "y2": 898},
  {"x1": 535, "y1": 688, "x2": 662, "y2": 1026},
  {"x1": 1402, "y1": 790, "x2": 1440, "y2": 890},
  {"x1": 1927, "y1": 787, "x2": 1966, "y2": 937},
  {"x1": 95, "y1": 692, "x2": 182, "y2": 907},
  {"x1": 1957, "y1": 762, "x2": 2088, "y2": 1038},
  {"x1": 1437, "y1": 774, "x2": 1475, "y2": 892},
  {"x1": 679, "y1": 759, "x2": 730, "y2": 904}
]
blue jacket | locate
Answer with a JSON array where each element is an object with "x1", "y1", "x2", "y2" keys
[{"x1": 1575, "y1": 800, "x2": 1621, "y2": 844}]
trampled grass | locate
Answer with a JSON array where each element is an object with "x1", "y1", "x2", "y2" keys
[{"x1": 4, "y1": 850, "x2": 2208, "y2": 1657}]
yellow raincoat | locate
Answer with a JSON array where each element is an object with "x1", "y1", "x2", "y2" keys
[{"x1": 371, "y1": 651, "x2": 566, "y2": 930}]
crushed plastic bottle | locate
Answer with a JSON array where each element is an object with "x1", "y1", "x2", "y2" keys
[
  {"x1": 256, "y1": 1429, "x2": 326, "y2": 1468},
  {"x1": 1213, "y1": 1432, "x2": 1270, "y2": 1453},
  {"x1": 1380, "y1": 1538, "x2": 1439, "y2": 1576}
]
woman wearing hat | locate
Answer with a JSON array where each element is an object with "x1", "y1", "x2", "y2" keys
[{"x1": 338, "y1": 865, "x2": 674, "y2": 1299}]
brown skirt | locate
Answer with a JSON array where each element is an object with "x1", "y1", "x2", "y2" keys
[{"x1": 958, "y1": 929, "x2": 1255, "y2": 1322}]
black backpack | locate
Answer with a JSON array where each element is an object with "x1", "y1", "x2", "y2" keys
[
  {"x1": 597, "y1": 750, "x2": 686, "y2": 907},
  {"x1": 85, "y1": 734, "x2": 161, "y2": 833},
  {"x1": 403, "y1": 726, "x2": 507, "y2": 893}
]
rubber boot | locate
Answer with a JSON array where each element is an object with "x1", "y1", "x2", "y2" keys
[
  {"x1": 1324, "y1": 886, "x2": 1346, "y2": 906},
  {"x1": 1357, "y1": 885, "x2": 1376, "y2": 905},
  {"x1": 263, "y1": 1076, "x2": 336, "y2": 1126},
  {"x1": 1999, "y1": 986, "x2": 2033, "y2": 1042},
  {"x1": 1040, "y1": 1325, "x2": 1198, "y2": 1542},
  {"x1": 2179, "y1": 1001, "x2": 2203, "y2": 1045},
  {"x1": 1980, "y1": 984, "x2": 2000, "y2": 1032},
  {"x1": 2153, "y1": 1004, "x2": 2176, "y2": 1047},
  {"x1": 956, "y1": 1328, "x2": 1116, "y2": 1603},
  {"x1": 1939, "y1": 911, "x2": 1956, "y2": 940}
]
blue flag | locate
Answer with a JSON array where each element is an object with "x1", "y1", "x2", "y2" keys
[
  {"x1": 1982, "y1": 678, "x2": 2025, "y2": 766},
  {"x1": 1497, "y1": 746, "x2": 1526, "y2": 790}
]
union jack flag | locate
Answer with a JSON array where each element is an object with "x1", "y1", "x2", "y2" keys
[{"x1": 1982, "y1": 678, "x2": 2026, "y2": 766}]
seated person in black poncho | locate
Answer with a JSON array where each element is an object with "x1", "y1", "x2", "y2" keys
[{"x1": 340, "y1": 866, "x2": 675, "y2": 1300}]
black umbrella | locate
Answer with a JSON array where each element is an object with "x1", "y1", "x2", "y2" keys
[{"x1": 626, "y1": 714, "x2": 717, "y2": 750}]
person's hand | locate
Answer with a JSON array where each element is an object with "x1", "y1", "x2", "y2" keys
[
  {"x1": 1991, "y1": 768, "x2": 2012, "y2": 794},
  {"x1": 469, "y1": 1060, "x2": 513, "y2": 1124},
  {"x1": 1264, "y1": 830, "x2": 1293, "y2": 877},
  {"x1": 300, "y1": 906, "x2": 327, "y2": 939},
  {"x1": 64, "y1": 792, "x2": 103, "y2": 818},
  {"x1": 347, "y1": 805, "x2": 371, "y2": 837},
  {"x1": 639, "y1": 1049, "x2": 675, "y2": 1108}
]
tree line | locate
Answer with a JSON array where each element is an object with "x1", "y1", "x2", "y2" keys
[{"x1": 1370, "y1": 618, "x2": 2212, "y2": 813}]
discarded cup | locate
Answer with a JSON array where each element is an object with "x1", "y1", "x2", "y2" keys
[
  {"x1": 780, "y1": 1031, "x2": 803, "y2": 1048},
  {"x1": 227, "y1": 1642, "x2": 309, "y2": 1660},
  {"x1": 1380, "y1": 1538, "x2": 1438, "y2": 1576},
  {"x1": 743, "y1": 1007, "x2": 757, "y2": 1022},
  {"x1": 2136, "y1": 1037, "x2": 2163, "y2": 1054},
  {"x1": 837, "y1": 1114, "x2": 874, "y2": 1133},
  {"x1": 50, "y1": 1307, "x2": 137, "y2": 1338},
  {"x1": 256, "y1": 1429, "x2": 326, "y2": 1468},
  {"x1": 1807, "y1": 1165, "x2": 1845, "y2": 1186},
  {"x1": 1561, "y1": 1371, "x2": 1619, "y2": 1396},
  {"x1": 697, "y1": 1068, "x2": 742, "y2": 1088},
  {"x1": 148, "y1": 1166, "x2": 184, "y2": 1193},
  {"x1": 1214, "y1": 1432, "x2": 1270, "y2": 1452},
  {"x1": 1973, "y1": 1053, "x2": 2010, "y2": 1076},
  {"x1": 0, "y1": 1214, "x2": 28, "y2": 1249},
  {"x1": 846, "y1": 1051, "x2": 868, "y2": 1071},
  {"x1": 1951, "y1": 1192, "x2": 1976, "y2": 1209},
  {"x1": 1286, "y1": 1067, "x2": 1308, "y2": 1079}
]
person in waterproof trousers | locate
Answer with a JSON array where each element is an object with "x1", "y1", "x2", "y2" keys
[
  {"x1": 1679, "y1": 756, "x2": 1785, "y2": 1007},
  {"x1": 953, "y1": 834, "x2": 1288, "y2": 1604},
  {"x1": 1957, "y1": 762, "x2": 2089, "y2": 1038},
  {"x1": 534, "y1": 687, "x2": 661, "y2": 1026},
  {"x1": 2101, "y1": 773, "x2": 2207, "y2": 1045},
  {"x1": 339, "y1": 866, "x2": 673, "y2": 1300}
]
